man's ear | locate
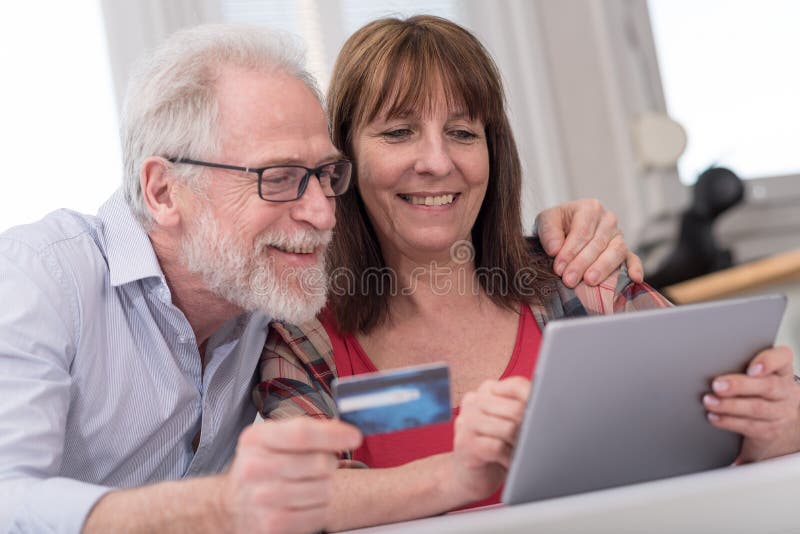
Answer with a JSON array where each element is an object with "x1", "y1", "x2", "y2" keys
[{"x1": 141, "y1": 157, "x2": 183, "y2": 227}]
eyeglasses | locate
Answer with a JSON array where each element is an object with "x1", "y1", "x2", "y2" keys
[{"x1": 167, "y1": 157, "x2": 352, "y2": 202}]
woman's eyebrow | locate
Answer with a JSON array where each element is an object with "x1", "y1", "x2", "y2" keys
[{"x1": 449, "y1": 110, "x2": 472, "y2": 120}]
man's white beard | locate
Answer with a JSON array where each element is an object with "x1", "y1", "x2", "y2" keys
[{"x1": 180, "y1": 207, "x2": 331, "y2": 324}]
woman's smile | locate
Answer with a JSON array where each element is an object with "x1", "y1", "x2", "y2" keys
[{"x1": 397, "y1": 192, "x2": 461, "y2": 208}]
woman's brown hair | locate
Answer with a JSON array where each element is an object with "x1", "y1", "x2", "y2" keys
[{"x1": 327, "y1": 15, "x2": 554, "y2": 334}]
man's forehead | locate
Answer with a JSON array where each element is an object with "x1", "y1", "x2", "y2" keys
[
  {"x1": 214, "y1": 66, "x2": 333, "y2": 165},
  {"x1": 215, "y1": 67, "x2": 324, "y2": 122}
]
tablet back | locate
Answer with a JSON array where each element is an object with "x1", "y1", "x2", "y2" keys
[{"x1": 502, "y1": 294, "x2": 787, "y2": 505}]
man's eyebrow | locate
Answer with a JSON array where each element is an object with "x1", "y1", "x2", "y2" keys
[{"x1": 318, "y1": 152, "x2": 346, "y2": 164}]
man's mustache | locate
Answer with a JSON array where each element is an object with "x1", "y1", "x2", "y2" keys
[{"x1": 254, "y1": 229, "x2": 333, "y2": 254}]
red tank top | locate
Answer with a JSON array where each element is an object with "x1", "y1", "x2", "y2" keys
[{"x1": 320, "y1": 304, "x2": 542, "y2": 508}]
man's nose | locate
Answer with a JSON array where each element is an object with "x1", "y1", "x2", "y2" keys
[{"x1": 290, "y1": 175, "x2": 336, "y2": 231}]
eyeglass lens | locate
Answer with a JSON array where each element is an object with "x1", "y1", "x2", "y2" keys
[{"x1": 260, "y1": 162, "x2": 351, "y2": 201}]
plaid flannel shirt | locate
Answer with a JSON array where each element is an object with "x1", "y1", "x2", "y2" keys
[{"x1": 253, "y1": 259, "x2": 671, "y2": 464}]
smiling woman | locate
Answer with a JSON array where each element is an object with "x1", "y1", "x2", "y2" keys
[
  {"x1": 0, "y1": 2, "x2": 120, "y2": 231},
  {"x1": 353, "y1": 97, "x2": 490, "y2": 268},
  {"x1": 326, "y1": 15, "x2": 544, "y2": 334}
]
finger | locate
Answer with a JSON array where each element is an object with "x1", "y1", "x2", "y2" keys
[
  {"x1": 703, "y1": 394, "x2": 786, "y2": 422},
  {"x1": 463, "y1": 391, "x2": 527, "y2": 423},
  {"x1": 464, "y1": 435, "x2": 513, "y2": 468},
  {"x1": 625, "y1": 250, "x2": 645, "y2": 284},
  {"x1": 552, "y1": 201, "x2": 603, "y2": 279},
  {"x1": 247, "y1": 418, "x2": 362, "y2": 453},
  {"x1": 534, "y1": 206, "x2": 568, "y2": 257},
  {"x1": 482, "y1": 396, "x2": 527, "y2": 423},
  {"x1": 564, "y1": 211, "x2": 628, "y2": 285},
  {"x1": 706, "y1": 412, "x2": 783, "y2": 441},
  {"x1": 458, "y1": 411, "x2": 520, "y2": 446},
  {"x1": 710, "y1": 374, "x2": 793, "y2": 401},
  {"x1": 572, "y1": 232, "x2": 627, "y2": 287},
  {"x1": 472, "y1": 378, "x2": 530, "y2": 413},
  {"x1": 744, "y1": 346, "x2": 794, "y2": 378},
  {"x1": 491, "y1": 377, "x2": 532, "y2": 402}
]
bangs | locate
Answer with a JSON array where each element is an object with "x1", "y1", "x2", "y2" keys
[{"x1": 355, "y1": 23, "x2": 505, "y2": 127}]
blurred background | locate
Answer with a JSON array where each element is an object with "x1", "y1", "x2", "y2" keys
[{"x1": 1, "y1": 0, "x2": 798, "y2": 354}]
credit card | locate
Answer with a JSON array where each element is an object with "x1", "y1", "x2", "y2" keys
[{"x1": 332, "y1": 362, "x2": 451, "y2": 436}]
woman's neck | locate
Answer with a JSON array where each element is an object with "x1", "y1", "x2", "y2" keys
[{"x1": 383, "y1": 252, "x2": 487, "y2": 321}]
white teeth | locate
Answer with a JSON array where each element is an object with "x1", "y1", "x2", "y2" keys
[
  {"x1": 276, "y1": 246, "x2": 314, "y2": 254},
  {"x1": 405, "y1": 194, "x2": 456, "y2": 206}
]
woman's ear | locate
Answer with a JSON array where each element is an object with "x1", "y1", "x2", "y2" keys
[{"x1": 140, "y1": 157, "x2": 182, "y2": 227}]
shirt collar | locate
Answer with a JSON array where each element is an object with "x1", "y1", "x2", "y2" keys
[{"x1": 97, "y1": 189, "x2": 165, "y2": 287}]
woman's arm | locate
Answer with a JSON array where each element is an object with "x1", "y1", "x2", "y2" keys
[{"x1": 324, "y1": 378, "x2": 532, "y2": 531}]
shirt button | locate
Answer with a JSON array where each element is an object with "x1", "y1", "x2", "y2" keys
[{"x1": 178, "y1": 335, "x2": 189, "y2": 344}]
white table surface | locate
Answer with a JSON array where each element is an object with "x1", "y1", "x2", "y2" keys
[{"x1": 344, "y1": 453, "x2": 800, "y2": 534}]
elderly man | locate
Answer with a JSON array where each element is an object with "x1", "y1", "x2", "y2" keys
[{"x1": 0, "y1": 25, "x2": 639, "y2": 533}]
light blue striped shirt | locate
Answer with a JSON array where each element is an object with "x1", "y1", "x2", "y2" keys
[{"x1": 0, "y1": 190, "x2": 269, "y2": 533}]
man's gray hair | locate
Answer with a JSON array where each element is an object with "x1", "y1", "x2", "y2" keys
[{"x1": 121, "y1": 24, "x2": 322, "y2": 227}]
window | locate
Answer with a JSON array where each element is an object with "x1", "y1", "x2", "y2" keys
[
  {"x1": 0, "y1": 2, "x2": 120, "y2": 231},
  {"x1": 648, "y1": 0, "x2": 800, "y2": 184},
  {"x1": 222, "y1": 0, "x2": 459, "y2": 90}
]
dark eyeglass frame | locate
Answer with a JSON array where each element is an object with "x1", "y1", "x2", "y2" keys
[{"x1": 167, "y1": 157, "x2": 352, "y2": 202}]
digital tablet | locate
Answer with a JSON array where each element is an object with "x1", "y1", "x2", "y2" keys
[{"x1": 502, "y1": 294, "x2": 787, "y2": 505}]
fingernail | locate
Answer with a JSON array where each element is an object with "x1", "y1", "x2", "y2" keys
[
  {"x1": 564, "y1": 271, "x2": 578, "y2": 286},
  {"x1": 712, "y1": 379, "x2": 729, "y2": 393},
  {"x1": 707, "y1": 412, "x2": 721, "y2": 422},
  {"x1": 586, "y1": 271, "x2": 599, "y2": 285},
  {"x1": 703, "y1": 394, "x2": 719, "y2": 406},
  {"x1": 747, "y1": 363, "x2": 764, "y2": 377},
  {"x1": 554, "y1": 261, "x2": 566, "y2": 276}
]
